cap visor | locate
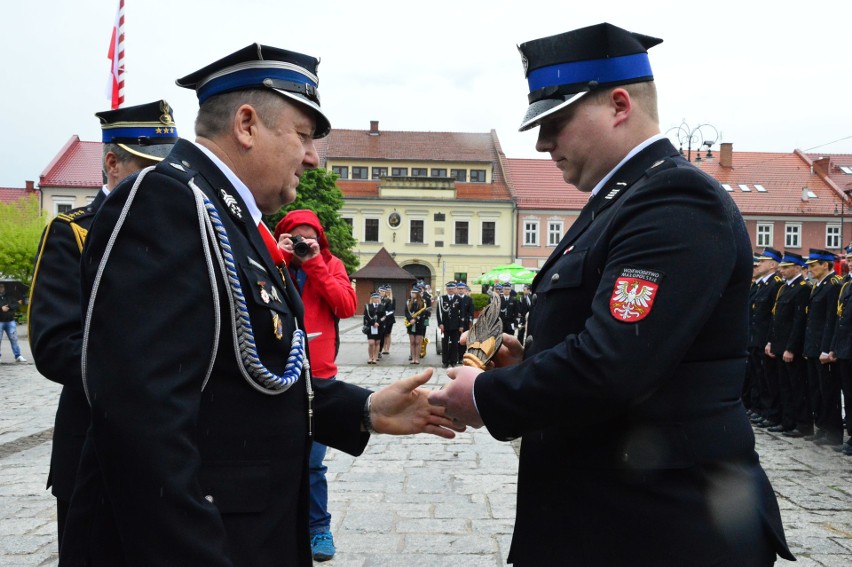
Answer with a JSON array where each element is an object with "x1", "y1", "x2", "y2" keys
[
  {"x1": 518, "y1": 91, "x2": 588, "y2": 132},
  {"x1": 118, "y1": 143, "x2": 175, "y2": 162},
  {"x1": 272, "y1": 89, "x2": 331, "y2": 138}
]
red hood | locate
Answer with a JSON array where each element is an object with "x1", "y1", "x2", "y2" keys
[{"x1": 274, "y1": 209, "x2": 332, "y2": 262}]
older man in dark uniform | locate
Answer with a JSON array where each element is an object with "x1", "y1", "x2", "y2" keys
[
  {"x1": 746, "y1": 248, "x2": 783, "y2": 425},
  {"x1": 431, "y1": 23, "x2": 792, "y2": 566},
  {"x1": 828, "y1": 244, "x2": 852, "y2": 455},
  {"x1": 28, "y1": 100, "x2": 178, "y2": 548},
  {"x1": 436, "y1": 281, "x2": 463, "y2": 368},
  {"x1": 58, "y1": 44, "x2": 459, "y2": 567}
]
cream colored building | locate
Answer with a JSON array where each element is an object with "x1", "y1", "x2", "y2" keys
[
  {"x1": 38, "y1": 136, "x2": 102, "y2": 217},
  {"x1": 318, "y1": 122, "x2": 516, "y2": 288}
]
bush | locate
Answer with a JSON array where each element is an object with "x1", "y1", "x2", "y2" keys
[{"x1": 471, "y1": 293, "x2": 490, "y2": 313}]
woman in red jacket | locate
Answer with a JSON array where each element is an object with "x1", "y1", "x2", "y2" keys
[{"x1": 274, "y1": 209, "x2": 357, "y2": 562}]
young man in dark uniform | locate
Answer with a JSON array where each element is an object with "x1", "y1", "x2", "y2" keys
[
  {"x1": 516, "y1": 284, "x2": 532, "y2": 346},
  {"x1": 804, "y1": 249, "x2": 844, "y2": 447},
  {"x1": 432, "y1": 23, "x2": 792, "y2": 566},
  {"x1": 766, "y1": 253, "x2": 811, "y2": 436},
  {"x1": 498, "y1": 283, "x2": 518, "y2": 335},
  {"x1": 28, "y1": 101, "x2": 179, "y2": 548},
  {"x1": 828, "y1": 245, "x2": 852, "y2": 455},
  {"x1": 58, "y1": 44, "x2": 459, "y2": 567}
]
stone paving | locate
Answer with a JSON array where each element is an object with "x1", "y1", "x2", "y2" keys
[{"x1": 1, "y1": 320, "x2": 850, "y2": 565}]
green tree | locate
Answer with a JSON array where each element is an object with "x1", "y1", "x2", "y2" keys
[
  {"x1": 0, "y1": 195, "x2": 44, "y2": 285},
  {"x1": 263, "y1": 168, "x2": 359, "y2": 273}
]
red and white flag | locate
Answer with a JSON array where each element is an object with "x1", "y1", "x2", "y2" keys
[{"x1": 107, "y1": 0, "x2": 126, "y2": 109}]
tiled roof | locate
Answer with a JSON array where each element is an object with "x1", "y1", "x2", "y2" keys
[
  {"x1": 0, "y1": 187, "x2": 29, "y2": 205},
  {"x1": 695, "y1": 151, "x2": 838, "y2": 216},
  {"x1": 504, "y1": 158, "x2": 586, "y2": 210},
  {"x1": 317, "y1": 126, "x2": 506, "y2": 183},
  {"x1": 39, "y1": 135, "x2": 102, "y2": 188},
  {"x1": 336, "y1": 180, "x2": 513, "y2": 201},
  {"x1": 804, "y1": 151, "x2": 852, "y2": 194},
  {"x1": 350, "y1": 248, "x2": 416, "y2": 280}
]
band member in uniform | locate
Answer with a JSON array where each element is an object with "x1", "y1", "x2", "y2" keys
[
  {"x1": 436, "y1": 281, "x2": 463, "y2": 368},
  {"x1": 805, "y1": 249, "x2": 844, "y2": 447},
  {"x1": 380, "y1": 285, "x2": 396, "y2": 356},
  {"x1": 364, "y1": 291, "x2": 387, "y2": 364},
  {"x1": 431, "y1": 23, "x2": 792, "y2": 566},
  {"x1": 28, "y1": 101, "x2": 179, "y2": 548},
  {"x1": 405, "y1": 286, "x2": 430, "y2": 365},
  {"x1": 58, "y1": 44, "x2": 460, "y2": 567}
]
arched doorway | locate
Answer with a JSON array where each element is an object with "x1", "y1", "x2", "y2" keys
[{"x1": 403, "y1": 264, "x2": 432, "y2": 289}]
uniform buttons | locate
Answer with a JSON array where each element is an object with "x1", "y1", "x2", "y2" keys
[
  {"x1": 204, "y1": 494, "x2": 214, "y2": 503},
  {"x1": 182, "y1": 160, "x2": 191, "y2": 168},
  {"x1": 551, "y1": 273, "x2": 560, "y2": 283}
]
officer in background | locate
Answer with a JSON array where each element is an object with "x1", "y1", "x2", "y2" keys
[
  {"x1": 745, "y1": 248, "x2": 783, "y2": 425},
  {"x1": 498, "y1": 283, "x2": 518, "y2": 336},
  {"x1": 28, "y1": 100, "x2": 178, "y2": 548},
  {"x1": 828, "y1": 244, "x2": 852, "y2": 455},
  {"x1": 805, "y1": 249, "x2": 844, "y2": 447},
  {"x1": 436, "y1": 281, "x2": 463, "y2": 368},
  {"x1": 765, "y1": 252, "x2": 811, "y2": 436},
  {"x1": 516, "y1": 284, "x2": 532, "y2": 346},
  {"x1": 458, "y1": 282, "x2": 475, "y2": 366},
  {"x1": 58, "y1": 44, "x2": 459, "y2": 567}
]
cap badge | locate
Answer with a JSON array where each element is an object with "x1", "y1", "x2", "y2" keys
[{"x1": 159, "y1": 100, "x2": 175, "y2": 125}]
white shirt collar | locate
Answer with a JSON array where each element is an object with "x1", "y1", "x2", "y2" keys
[
  {"x1": 591, "y1": 133, "x2": 667, "y2": 197},
  {"x1": 759, "y1": 272, "x2": 775, "y2": 284},
  {"x1": 193, "y1": 142, "x2": 262, "y2": 226}
]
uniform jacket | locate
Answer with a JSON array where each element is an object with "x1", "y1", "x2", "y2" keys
[
  {"x1": 831, "y1": 275, "x2": 852, "y2": 359},
  {"x1": 803, "y1": 273, "x2": 841, "y2": 357},
  {"x1": 769, "y1": 276, "x2": 811, "y2": 356},
  {"x1": 473, "y1": 139, "x2": 791, "y2": 566},
  {"x1": 460, "y1": 294, "x2": 475, "y2": 330},
  {"x1": 436, "y1": 294, "x2": 462, "y2": 329},
  {"x1": 0, "y1": 290, "x2": 20, "y2": 322},
  {"x1": 363, "y1": 302, "x2": 386, "y2": 337},
  {"x1": 499, "y1": 295, "x2": 518, "y2": 333},
  {"x1": 59, "y1": 140, "x2": 371, "y2": 567},
  {"x1": 28, "y1": 190, "x2": 106, "y2": 502},
  {"x1": 748, "y1": 273, "x2": 783, "y2": 349},
  {"x1": 404, "y1": 298, "x2": 430, "y2": 335},
  {"x1": 381, "y1": 297, "x2": 396, "y2": 330},
  {"x1": 516, "y1": 293, "x2": 531, "y2": 329}
]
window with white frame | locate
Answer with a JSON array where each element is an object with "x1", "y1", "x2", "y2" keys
[
  {"x1": 547, "y1": 221, "x2": 563, "y2": 246},
  {"x1": 524, "y1": 221, "x2": 539, "y2": 246},
  {"x1": 785, "y1": 223, "x2": 801, "y2": 249},
  {"x1": 826, "y1": 224, "x2": 841, "y2": 249},
  {"x1": 481, "y1": 221, "x2": 495, "y2": 245},
  {"x1": 409, "y1": 219, "x2": 424, "y2": 243},
  {"x1": 756, "y1": 223, "x2": 773, "y2": 248},
  {"x1": 454, "y1": 220, "x2": 469, "y2": 245},
  {"x1": 364, "y1": 218, "x2": 379, "y2": 242},
  {"x1": 52, "y1": 196, "x2": 75, "y2": 216}
]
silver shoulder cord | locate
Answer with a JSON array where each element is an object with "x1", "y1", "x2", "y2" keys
[{"x1": 82, "y1": 168, "x2": 310, "y2": 412}]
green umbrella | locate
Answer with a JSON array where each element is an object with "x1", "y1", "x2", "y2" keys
[{"x1": 473, "y1": 264, "x2": 538, "y2": 285}]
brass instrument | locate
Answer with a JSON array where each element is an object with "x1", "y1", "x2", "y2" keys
[
  {"x1": 404, "y1": 305, "x2": 428, "y2": 327},
  {"x1": 420, "y1": 336, "x2": 429, "y2": 358}
]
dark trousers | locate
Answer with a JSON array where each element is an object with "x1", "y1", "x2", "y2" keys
[
  {"x1": 815, "y1": 361, "x2": 843, "y2": 440},
  {"x1": 763, "y1": 356, "x2": 783, "y2": 423},
  {"x1": 442, "y1": 328, "x2": 460, "y2": 366},
  {"x1": 745, "y1": 348, "x2": 764, "y2": 412},
  {"x1": 777, "y1": 356, "x2": 805, "y2": 430},
  {"x1": 837, "y1": 359, "x2": 852, "y2": 439},
  {"x1": 57, "y1": 497, "x2": 69, "y2": 551}
]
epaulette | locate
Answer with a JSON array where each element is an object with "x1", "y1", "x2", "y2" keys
[
  {"x1": 800, "y1": 280, "x2": 808, "y2": 286},
  {"x1": 160, "y1": 158, "x2": 197, "y2": 183},
  {"x1": 831, "y1": 275, "x2": 843, "y2": 284},
  {"x1": 773, "y1": 275, "x2": 782, "y2": 282},
  {"x1": 55, "y1": 207, "x2": 91, "y2": 224},
  {"x1": 644, "y1": 157, "x2": 677, "y2": 177}
]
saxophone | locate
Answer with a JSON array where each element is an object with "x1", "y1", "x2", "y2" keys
[{"x1": 404, "y1": 305, "x2": 428, "y2": 327}]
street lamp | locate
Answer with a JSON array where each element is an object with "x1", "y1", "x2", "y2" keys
[{"x1": 665, "y1": 121, "x2": 720, "y2": 162}]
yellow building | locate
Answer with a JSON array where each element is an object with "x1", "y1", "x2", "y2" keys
[{"x1": 317, "y1": 121, "x2": 516, "y2": 290}]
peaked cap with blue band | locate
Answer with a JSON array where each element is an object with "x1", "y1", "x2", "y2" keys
[
  {"x1": 95, "y1": 100, "x2": 178, "y2": 162},
  {"x1": 175, "y1": 43, "x2": 331, "y2": 138},
  {"x1": 518, "y1": 23, "x2": 662, "y2": 131},
  {"x1": 805, "y1": 248, "x2": 836, "y2": 264},
  {"x1": 779, "y1": 252, "x2": 807, "y2": 267},
  {"x1": 758, "y1": 247, "x2": 783, "y2": 263}
]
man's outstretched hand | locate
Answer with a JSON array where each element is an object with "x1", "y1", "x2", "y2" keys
[{"x1": 371, "y1": 368, "x2": 466, "y2": 439}]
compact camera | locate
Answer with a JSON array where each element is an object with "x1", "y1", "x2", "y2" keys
[{"x1": 290, "y1": 236, "x2": 311, "y2": 257}]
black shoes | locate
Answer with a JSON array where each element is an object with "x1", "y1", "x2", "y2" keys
[{"x1": 782, "y1": 428, "x2": 812, "y2": 438}]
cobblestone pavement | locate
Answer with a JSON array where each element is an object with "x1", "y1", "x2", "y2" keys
[{"x1": 1, "y1": 321, "x2": 850, "y2": 565}]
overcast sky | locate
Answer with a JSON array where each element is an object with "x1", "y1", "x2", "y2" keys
[{"x1": 2, "y1": 0, "x2": 851, "y2": 187}]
